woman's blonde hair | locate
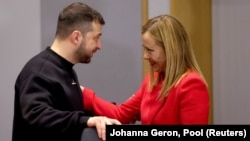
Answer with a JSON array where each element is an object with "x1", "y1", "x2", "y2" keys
[{"x1": 142, "y1": 14, "x2": 207, "y2": 100}]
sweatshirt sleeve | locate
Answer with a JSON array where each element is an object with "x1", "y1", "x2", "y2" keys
[
  {"x1": 82, "y1": 87, "x2": 143, "y2": 124},
  {"x1": 18, "y1": 73, "x2": 90, "y2": 132}
]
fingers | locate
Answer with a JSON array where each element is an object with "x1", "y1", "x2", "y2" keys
[
  {"x1": 111, "y1": 119, "x2": 121, "y2": 125},
  {"x1": 95, "y1": 118, "x2": 106, "y2": 140},
  {"x1": 80, "y1": 85, "x2": 84, "y2": 91},
  {"x1": 87, "y1": 116, "x2": 121, "y2": 141},
  {"x1": 97, "y1": 117, "x2": 120, "y2": 140}
]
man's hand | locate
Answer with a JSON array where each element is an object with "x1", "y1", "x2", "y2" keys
[{"x1": 87, "y1": 116, "x2": 121, "y2": 141}]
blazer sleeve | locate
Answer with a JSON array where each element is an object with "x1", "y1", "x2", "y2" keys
[
  {"x1": 178, "y1": 73, "x2": 210, "y2": 124},
  {"x1": 82, "y1": 78, "x2": 148, "y2": 124}
]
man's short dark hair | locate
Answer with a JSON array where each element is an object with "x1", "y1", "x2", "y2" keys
[{"x1": 55, "y1": 2, "x2": 105, "y2": 39}]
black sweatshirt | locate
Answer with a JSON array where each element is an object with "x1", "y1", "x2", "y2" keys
[{"x1": 12, "y1": 47, "x2": 91, "y2": 141}]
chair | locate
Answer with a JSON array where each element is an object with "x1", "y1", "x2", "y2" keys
[{"x1": 81, "y1": 127, "x2": 102, "y2": 141}]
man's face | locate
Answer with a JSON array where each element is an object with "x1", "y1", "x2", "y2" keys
[{"x1": 77, "y1": 22, "x2": 103, "y2": 63}]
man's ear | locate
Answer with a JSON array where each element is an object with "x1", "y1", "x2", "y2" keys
[{"x1": 70, "y1": 31, "x2": 82, "y2": 45}]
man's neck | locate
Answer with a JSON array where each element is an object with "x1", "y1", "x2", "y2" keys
[{"x1": 50, "y1": 38, "x2": 76, "y2": 64}]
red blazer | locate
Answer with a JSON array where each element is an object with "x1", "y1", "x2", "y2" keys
[{"x1": 83, "y1": 71, "x2": 210, "y2": 124}]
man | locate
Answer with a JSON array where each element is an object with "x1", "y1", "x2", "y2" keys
[{"x1": 12, "y1": 2, "x2": 120, "y2": 141}]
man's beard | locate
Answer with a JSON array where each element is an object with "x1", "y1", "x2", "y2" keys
[{"x1": 77, "y1": 41, "x2": 91, "y2": 64}]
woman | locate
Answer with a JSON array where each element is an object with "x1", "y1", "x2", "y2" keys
[{"x1": 82, "y1": 14, "x2": 210, "y2": 124}]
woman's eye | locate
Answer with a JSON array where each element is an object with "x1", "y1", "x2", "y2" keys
[{"x1": 147, "y1": 48, "x2": 153, "y2": 52}]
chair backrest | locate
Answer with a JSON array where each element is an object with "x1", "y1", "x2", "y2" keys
[{"x1": 81, "y1": 127, "x2": 101, "y2": 141}]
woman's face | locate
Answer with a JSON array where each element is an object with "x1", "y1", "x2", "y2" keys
[{"x1": 142, "y1": 32, "x2": 166, "y2": 73}]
